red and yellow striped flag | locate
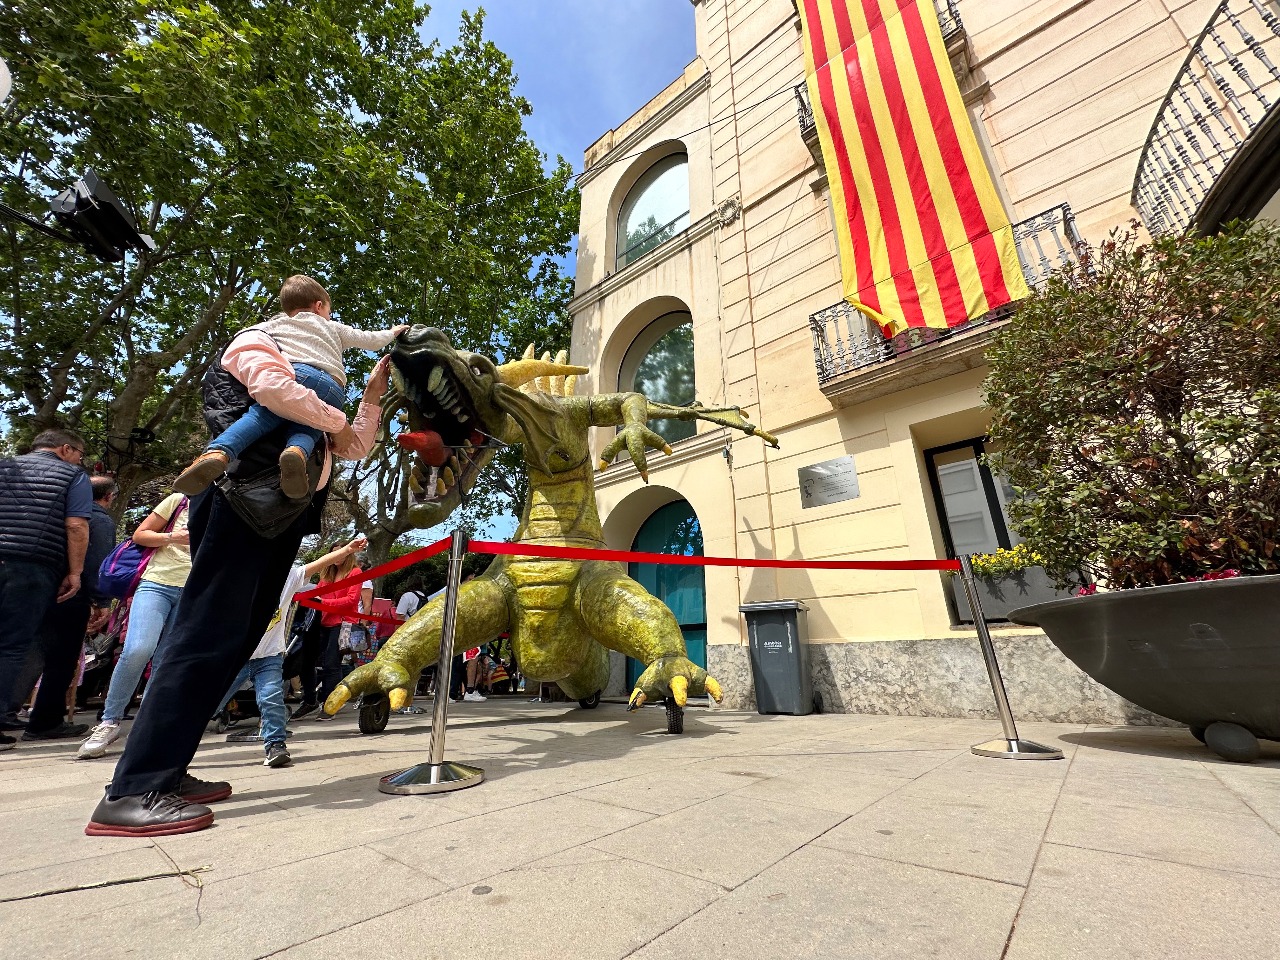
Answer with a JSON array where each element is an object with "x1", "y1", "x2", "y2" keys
[{"x1": 799, "y1": 0, "x2": 1029, "y2": 336}]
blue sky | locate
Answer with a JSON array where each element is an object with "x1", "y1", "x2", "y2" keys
[{"x1": 420, "y1": 1, "x2": 697, "y2": 185}]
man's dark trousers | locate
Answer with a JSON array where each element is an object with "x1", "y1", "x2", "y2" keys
[
  {"x1": 26, "y1": 595, "x2": 92, "y2": 733},
  {"x1": 109, "y1": 489, "x2": 309, "y2": 798},
  {"x1": 0, "y1": 560, "x2": 60, "y2": 719}
]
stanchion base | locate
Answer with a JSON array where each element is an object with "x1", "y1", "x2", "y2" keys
[
  {"x1": 971, "y1": 738, "x2": 1064, "y2": 760},
  {"x1": 378, "y1": 761, "x2": 485, "y2": 795}
]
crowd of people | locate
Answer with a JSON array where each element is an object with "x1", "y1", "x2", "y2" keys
[{"x1": 0, "y1": 274, "x2": 513, "y2": 838}]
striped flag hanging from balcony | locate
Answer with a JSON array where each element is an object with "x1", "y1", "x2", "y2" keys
[{"x1": 799, "y1": 0, "x2": 1029, "y2": 335}]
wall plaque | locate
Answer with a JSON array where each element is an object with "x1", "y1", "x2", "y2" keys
[{"x1": 798, "y1": 455, "x2": 859, "y2": 509}]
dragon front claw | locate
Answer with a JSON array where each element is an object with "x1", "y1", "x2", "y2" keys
[
  {"x1": 324, "y1": 658, "x2": 413, "y2": 715},
  {"x1": 627, "y1": 655, "x2": 722, "y2": 712}
]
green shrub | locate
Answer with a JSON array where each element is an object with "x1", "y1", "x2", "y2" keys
[{"x1": 984, "y1": 222, "x2": 1280, "y2": 590}]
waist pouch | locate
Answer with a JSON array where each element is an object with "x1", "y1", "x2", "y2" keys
[{"x1": 214, "y1": 448, "x2": 324, "y2": 540}]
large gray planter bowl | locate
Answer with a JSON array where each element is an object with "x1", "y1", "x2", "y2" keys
[{"x1": 1010, "y1": 574, "x2": 1280, "y2": 762}]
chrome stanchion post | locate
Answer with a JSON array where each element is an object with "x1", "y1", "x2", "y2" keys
[
  {"x1": 960, "y1": 555, "x2": 1063, "y2": 761},
  {"x1": 379, "y1": 529, "x2": 486, "y2": 794}
]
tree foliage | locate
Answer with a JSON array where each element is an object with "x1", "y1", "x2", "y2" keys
[
  {"x1": 984, "y1": 222, "x2": 1280, "y2": 590},
  {"x1": 0, "y1": 0, "x2": 579, "y2": 550}
]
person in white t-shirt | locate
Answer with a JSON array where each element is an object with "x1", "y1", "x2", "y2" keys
[
  {"x1": 215, "y1": 536, "x2": 366, "y2": 767},
  {"x1": 395, "y1": 583, "x2": 426, "y2": 620}
]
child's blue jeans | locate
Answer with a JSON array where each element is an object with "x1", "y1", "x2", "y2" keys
[
  {"x1": 219, "y1": 653, "x2": 288, "y2": 750},
  {"x1": 210, "y1": 363, "x2": 344, "y2": 460}
]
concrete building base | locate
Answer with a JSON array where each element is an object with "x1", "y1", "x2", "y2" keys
[{"x1": 708, "y1": 635, "x2": 1174, "y2": 726}]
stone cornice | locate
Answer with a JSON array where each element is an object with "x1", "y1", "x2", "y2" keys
[
  {"x1": 568, "y1": 211, "x2": 717, "y2": 314},
  {"x1": 595, "y1": 427, "x2": 729, "y2": 490},
  {"x1": 577, "y1": 71, "x2": 711, "y2": 189}
]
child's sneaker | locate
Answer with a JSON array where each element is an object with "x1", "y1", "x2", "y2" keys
[
  {"x1": 264, "y1": 743, "x2": 292, "y2": 767},
  {"x1": 174, "y1": 450, "x2": 230, "y2": 495},
  {"x1": 278, "y1": 446, "x2": 309, "y2": 499}
]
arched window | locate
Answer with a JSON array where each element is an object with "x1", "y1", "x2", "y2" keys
[
  {"x1": 620, "y1": 312, "x2": 696, "y2": 444},
  {"x1": 626, "y1": 499, "x2": 707, "y2": 688},
  {"x1": 616, "y1": 153, "x2": 690, "y2": 269}
]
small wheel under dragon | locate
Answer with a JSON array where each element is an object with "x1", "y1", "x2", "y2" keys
[
  {"x1": 359, "y1": 693, "x2": 391, "y2": 734},
  {"x1": 665, "y1": 697, "x2": 684, "y2": 735},
  {"x1": 578, "y1": 690, "x2": 602, "y2": 710}
]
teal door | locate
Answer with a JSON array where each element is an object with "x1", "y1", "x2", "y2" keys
[{"x1": 626, "y1": 500, "x2": 707, "y2": 688}]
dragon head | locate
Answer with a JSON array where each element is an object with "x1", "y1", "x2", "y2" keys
[{"x1": 385, "y1": 325, "x2": 587, "y2": 529}]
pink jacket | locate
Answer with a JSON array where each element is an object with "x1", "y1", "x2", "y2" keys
[{"x1": 222, "y1": 330, "x2": 380, "y2": 488}]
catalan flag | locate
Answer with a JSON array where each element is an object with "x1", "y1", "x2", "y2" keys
[{"x1": 799, "y1": 0, "x2": 1029, "y2": 336}]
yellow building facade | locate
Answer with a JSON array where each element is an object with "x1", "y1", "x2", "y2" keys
[{"x1": 570, "y1": 0, "x2": 1280, "y2": 720}]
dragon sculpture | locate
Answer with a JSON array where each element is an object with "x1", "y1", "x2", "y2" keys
[{"x1": 324, "y1": 325, "x2": 777, "y2": 732}]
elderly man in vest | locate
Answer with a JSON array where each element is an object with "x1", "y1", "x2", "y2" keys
[
  {"x1": 19, "y1": 475, "x2": 120, "y2": 743},
  {"x1": 85, "y1": 328, "x2": 390, "y2": 836},
  {"x1": 0, "y1": 429, "x2": 93, "y2": 750}
]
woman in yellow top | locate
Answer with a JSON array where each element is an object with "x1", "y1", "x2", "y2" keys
[{"x1": 77, "y1": 493, "x2": 190, "y2": 759}]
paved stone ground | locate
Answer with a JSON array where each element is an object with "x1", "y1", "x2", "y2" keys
[{"x1": 3, "y1": 699, "x2": 1280, "y2": 960}]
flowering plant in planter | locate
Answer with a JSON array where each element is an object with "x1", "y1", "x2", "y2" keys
[
  {"x1": 965, "y1": 544, "x2": 1043, "y2": 578},
  {"x1": 983, "y1": 222, "x2": 1280, "y2": 591}
]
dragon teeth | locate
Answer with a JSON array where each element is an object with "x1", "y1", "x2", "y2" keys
[
  {"x1": 441, "y1": 467, "x2": 455, "y2": 485},
  {"x1": 436, "y1": 478, "x2": 447, "y2": 495},
  {"x1": 428, "y1": 366, "x2": 443, "y2": 391},
  {"x1": 457, "y1": 412, "x2": 469, "y2": 423}
]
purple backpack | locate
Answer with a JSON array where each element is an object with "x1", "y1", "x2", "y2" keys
[{"x1": 97, "y1": 498, "x2": 187, "y2": 599}]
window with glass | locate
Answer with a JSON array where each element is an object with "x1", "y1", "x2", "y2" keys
[
  {"x1": 626, "y1": 500, "x2": 707, "y2": 689},
  {"x1": 924, "y1": 438, "x2": 1021, "y2": 559},
  {"x1": 623, "y1": 315, "x2": 696, "y2": 445},
  {"x1": 616, "y1": 153, "x2": 690, "y2": 269}
]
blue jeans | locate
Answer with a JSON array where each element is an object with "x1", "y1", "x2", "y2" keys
[
  {"x1": 210, "y1": 363, "x2": 345, "y2": 459},
  {"x1": 0, "y1": 559, "x2": 59, "y2": 720},
  {"x1": 219, "y1": 653, "x2": 287, "y2": 749},
  {"x1": 102, "y1": 581, "x2": 183, "y2": 724}
]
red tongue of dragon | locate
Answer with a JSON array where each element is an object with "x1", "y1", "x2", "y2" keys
[{"x1": 396, "y1": 430, "x2": 449, "y2": 467}]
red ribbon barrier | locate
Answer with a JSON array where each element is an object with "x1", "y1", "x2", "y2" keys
[
  {"x1": 293, "y1": 535, "x2": 960, "y2": 627},
  {"x1": 294, "y1": 536, "x2": 451, "y2": 627}
]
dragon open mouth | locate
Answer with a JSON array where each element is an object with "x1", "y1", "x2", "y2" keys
[{"x1": 388, "y1": 338, "x2": 497, "y2": 505}]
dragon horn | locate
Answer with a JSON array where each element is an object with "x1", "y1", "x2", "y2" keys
[
  {"x1": 494, "y1": 358, "x2": 589, "y2": 389},
  {"x1": 536, "y1": 351, "x2": 553, "y2": 393},
  {"x1": 551, "y1": 349, "x2": 569, "y2": 396}
]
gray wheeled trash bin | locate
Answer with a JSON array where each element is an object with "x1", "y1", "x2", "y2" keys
[{"x1": 740, "y1": 600, "x2": 818, "y2": 715}]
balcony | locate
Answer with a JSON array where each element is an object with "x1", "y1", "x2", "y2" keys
[
  {"x1": 795, "y1": 0, "x2": 971, "y2": 152},
  {"x1": 1132, "y1": 0, "x2": 1280, "y2": 235},
  {"x1": 808, "y1": 204, "x2": 1082, "y2": 404}
]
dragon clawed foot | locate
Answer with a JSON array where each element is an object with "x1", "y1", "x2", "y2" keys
[
  {"x1": 324, "y1": 658, "x2": 414, "y2": 715},
  {"x1": 627, "y1": 656, "x2": 724, "y2": 710}
]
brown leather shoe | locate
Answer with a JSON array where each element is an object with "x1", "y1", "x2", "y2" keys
[
  {"x1": 176, "y1": 773, "x2": 233, "y2": 804},
  {"x1": 174, "y1": 450, "x2": 230, "y2": 495},
  {"x1": 85, "y1": 790, "x2": 214, "y2": 837},
  {"x1": 278, "y1": 445, "x2": 310, "y2": 499}
]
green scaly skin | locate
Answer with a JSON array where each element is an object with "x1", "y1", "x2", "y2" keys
[{"x1": 325, "y1": 326, "x2": 777, "y2": 722}]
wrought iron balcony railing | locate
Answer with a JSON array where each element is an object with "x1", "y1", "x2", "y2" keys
[
  {"x1": 794, "y1": 0, "x2": 964, "y2": 139},
  {"x1": 934, "y1": 0, "x2": 963, "y2": 41},
  {"x1": 1132, "y1": 0, "x2": 1280, "y2": 235},
  {"x1": 808, "y1": 204, "x2": 1082, "y2": 385}
]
